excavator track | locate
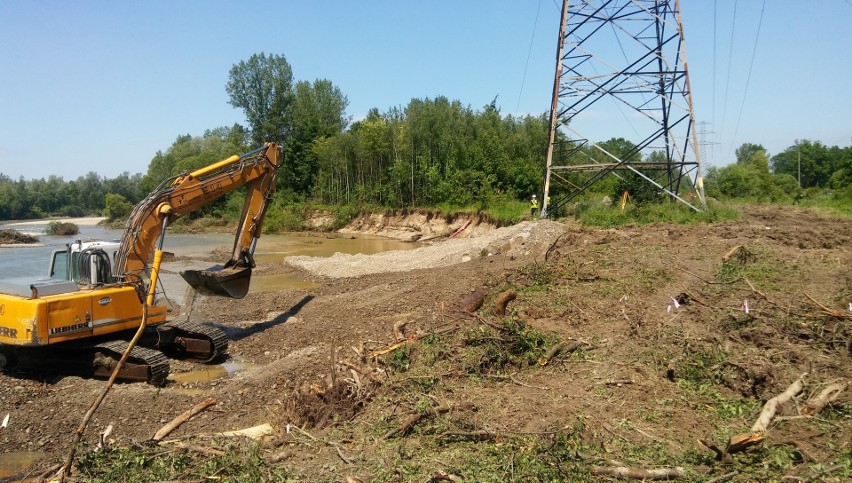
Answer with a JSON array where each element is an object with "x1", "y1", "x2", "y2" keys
[
  {"x1": 92, "y1": 340, "x2": 171, "y2": 387},
  {"x1": 2, "y1": 339, "x2": 170, "y2": 386},
  {"x1": 155, "y1": 320, "x2": 229, "y2": 363}
]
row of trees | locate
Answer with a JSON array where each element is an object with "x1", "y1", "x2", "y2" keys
[
  {"x1": 1, "y1": 51, "x2": 849, "y2": 222},
  {"x1": 0, "y1": 171, "x2": 144, "y2": 221},
  {"x1": 705, "y1": 141, "x2": 852, "y2": 201}
]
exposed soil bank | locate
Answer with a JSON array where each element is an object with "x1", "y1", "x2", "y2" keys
[{"x1": 335, "y1": 210, "x2": 498, "y2": 241}]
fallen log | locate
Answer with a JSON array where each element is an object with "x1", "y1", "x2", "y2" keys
[
  {"x1": 492, "y1": 289, "x2": 517, "y2": 316},
  {"x1": 590, "y1": 465, "x2": 685, "y2": 480},
  {"x1": 538, "y1": 340, "x2": 582, "y2": 366},
  {"x1": 168, "y1": 441, "x2": 225, "y2": 457},
  {"x1": 751, "y1": 374, "x2": 806, "y2": 434},
  {"x1": 370, "y1": 340, "x2": 412, "y2": 358},
  {"x1": 721, "y1": 374, "x2": 806, "y2": 454},
  {"x1": 220, "y1": 423, "x2": 275, "y2": 439},
  {"x1": 152, "y1": 397, "x2": 216, "y2": 442},
  {"x1": 383, "y1": 403, "x2": 475, "y2": 440},
  {"x1": 801, "y1": 381, "x2": 848, "y2": 416},
  {"x1": 369, "y1": 324, "x2": 461, "y2": 358},
  {"x1": 459, "y1": 288, "x2": 488, "y2": 313},
  {"x1": 383, "y1": 405, "x2": 452, "y2": 440}
]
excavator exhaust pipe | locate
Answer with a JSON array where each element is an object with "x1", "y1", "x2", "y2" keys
[{"x1": 180, "y1": 265, "x2": 252, "y2": 299}]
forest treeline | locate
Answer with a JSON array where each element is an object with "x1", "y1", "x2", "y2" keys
[{"x1": 1, "y1": 52, "x2": 850, "y2": 223}]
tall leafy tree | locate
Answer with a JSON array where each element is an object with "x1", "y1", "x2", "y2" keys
[
  {"x1": 735, "y1": 143, "x2": 767, "y2": 165},
  {"x1": 285, "y1": 79, "x2": 349, "y2": 195},
  {"x1": 771, "y1": 140, "x2": 837, "y2": 188},
  {"x1": 226, "y1": 53, "x2": 294, "y2": 145}
]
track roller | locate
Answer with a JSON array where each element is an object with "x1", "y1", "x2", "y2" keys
[{"x1": 142, "y1": 320, "x2": 229, "y2": 363}]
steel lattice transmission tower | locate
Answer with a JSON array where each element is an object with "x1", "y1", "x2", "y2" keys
[{"x1": 540, "y1": 0, "x2": 707, "y2": 218}]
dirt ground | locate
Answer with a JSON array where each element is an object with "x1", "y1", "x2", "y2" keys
[{"x1": 1, "y1": 205, "x2": 850, "y2": 481}]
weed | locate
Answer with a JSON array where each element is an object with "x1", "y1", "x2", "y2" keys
[
  {"x1": 462, "y1": 320, "x2": 558, "y2": 376},
  {"x1": 76, "y1": 440, "x2": 289, "y2": 482},
  {"x1": 578, "y1": 202, "x2": 740, "y2": 227},
  {"x1": 518, "y1": 262, "x2": 556, "y2": 289},
  {"x1": 714, "y1": 244, "x2": 793, "y2": 287},
  {"x1": 385, "y1": 346, "x2": 412, "y2": 373},
  {"x1": 638, "y1": 267, "x2": 673, "y2": 290}
]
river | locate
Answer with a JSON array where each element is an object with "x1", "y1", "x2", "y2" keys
[{"x1": 0, "y1": 218, "x2": 419, "y2": 304}]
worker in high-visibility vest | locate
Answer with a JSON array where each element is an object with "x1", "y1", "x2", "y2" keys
[{"x1": 530, "y1": 194, "x2": 539, "y2": 217}]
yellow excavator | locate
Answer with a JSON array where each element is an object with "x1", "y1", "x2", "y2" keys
[{"x1": 0, "y1": 142, "x2": 282, "y2": 385}]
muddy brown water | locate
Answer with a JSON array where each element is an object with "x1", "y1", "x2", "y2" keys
[{"x1": 0, "y1": 451, "x2": 45, "y2": 479}]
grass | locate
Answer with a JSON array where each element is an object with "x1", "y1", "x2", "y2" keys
[
  {"x1": 714, "y1": 244, "x2": 794, "y2": 287},
  {"x1": 75, "y1": 441, "x2": 289, "y2": 482},
  {"x1": 576, "y1": 200, "x2": 740, "y2": 227}
]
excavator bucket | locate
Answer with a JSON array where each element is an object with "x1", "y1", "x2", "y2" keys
[{"x1": 180, "y1": 265, "x2": 252, "y2": 299}]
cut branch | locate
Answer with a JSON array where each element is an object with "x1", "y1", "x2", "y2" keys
[
  {"x1": 383, "y1": 403, "x2": 475, "y2": 440},
  {"x1": 538, "y1": 340, "x2": 582, "y2": 366},
  {"x1": 590, "y1": 465, "x2": 685, "y2": 480},
  {"x1": 152, "y1": 397, "x2": 216, "y2": 442},
  {"x1": 492, "y1": 289, "x2": 517, "y2": 316},
  {"x1": 801, "y1": 381, "x2": 847, "y2": 416},
  {"x1": 459, "y1": 288, "x2": 488, "y2": 313},
  {"x1": 751, "y1": 373, "x2": 806, "y2": 433},
  {"x1": 804, "y1": 292, "x2": 852, "y2": 318}
]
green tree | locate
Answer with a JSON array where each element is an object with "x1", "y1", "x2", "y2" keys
[
  {"x1": 735, "y1": 143, "x2": 766, "y2": 165},
  {"x1": 284, "y1": 79, "x2": 350, "y2": 195},
  {"x1": 226, "y1": 53, "x2": 294, "y2": 145},
  {"x1": 771, "y1": 140, "x2": 839, "y2": 189},
  {"x1": 103, "y1": 193, "x2": 134, "y2": 221}
]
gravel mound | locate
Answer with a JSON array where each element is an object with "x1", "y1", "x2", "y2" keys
[{"x1": 285, "y1": 220, "x2": 567, "y2": 278}]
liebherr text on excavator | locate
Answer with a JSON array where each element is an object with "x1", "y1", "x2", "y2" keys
[{"x1": 0, "y1": 142, "x2": 282, "y2": 385}]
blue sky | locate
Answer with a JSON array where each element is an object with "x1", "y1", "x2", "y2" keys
[{"x1": 1, "y1": 0, "x2": 850, "y2": 180}]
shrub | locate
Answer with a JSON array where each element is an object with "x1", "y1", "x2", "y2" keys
[{"x1": 45, "y1": 221, "x2": 79, "y2": 236}]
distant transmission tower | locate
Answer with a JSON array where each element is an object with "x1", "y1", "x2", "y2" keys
[
  {"x1": 541, "y1": 0, "x2": 707, "y2": 218},
  {"x1": 697, "y1": 121, "x2": 718, "y2": 167}
]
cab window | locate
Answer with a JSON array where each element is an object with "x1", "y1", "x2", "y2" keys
[{"x1": 50, "y1": 251, "x2": 69, "y2": 280}]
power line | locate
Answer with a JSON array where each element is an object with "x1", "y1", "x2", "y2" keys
[
  {"x1": 731, "y1": 0, "x2": 767, "y2": 152},
  {"x1": 712, "y1": 0, "x2": 717, "y2": 129},
  {"x1": 719, "y1": 0, "x2": 738, "y2": 145},
  {"x1": 517, "y1": 0, "x2": 542, "y2": 113}
]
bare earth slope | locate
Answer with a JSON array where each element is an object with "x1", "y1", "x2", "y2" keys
[{"x1": 1, "y1": 205, "x2": 849, "y2": 481}]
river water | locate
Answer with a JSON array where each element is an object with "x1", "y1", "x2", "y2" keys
[{"x1": 0, "y1": 219, "x2": 419, "y2": 304}]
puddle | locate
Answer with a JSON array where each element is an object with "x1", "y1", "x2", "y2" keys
[
  {"x1": 168, "y1": 362, "x2": 255, "y2": 384},
  {"x1": 0, "y1": 451, "x2": 45, "y2": 478}
]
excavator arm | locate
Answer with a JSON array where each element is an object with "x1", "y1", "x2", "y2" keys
[{"x1": 115, "y1": 142, "x2": 282, "y2": 299}]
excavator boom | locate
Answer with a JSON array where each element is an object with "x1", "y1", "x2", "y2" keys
[{"x1": 116, "y1": 143, "x2": 282, "y2": 298}]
